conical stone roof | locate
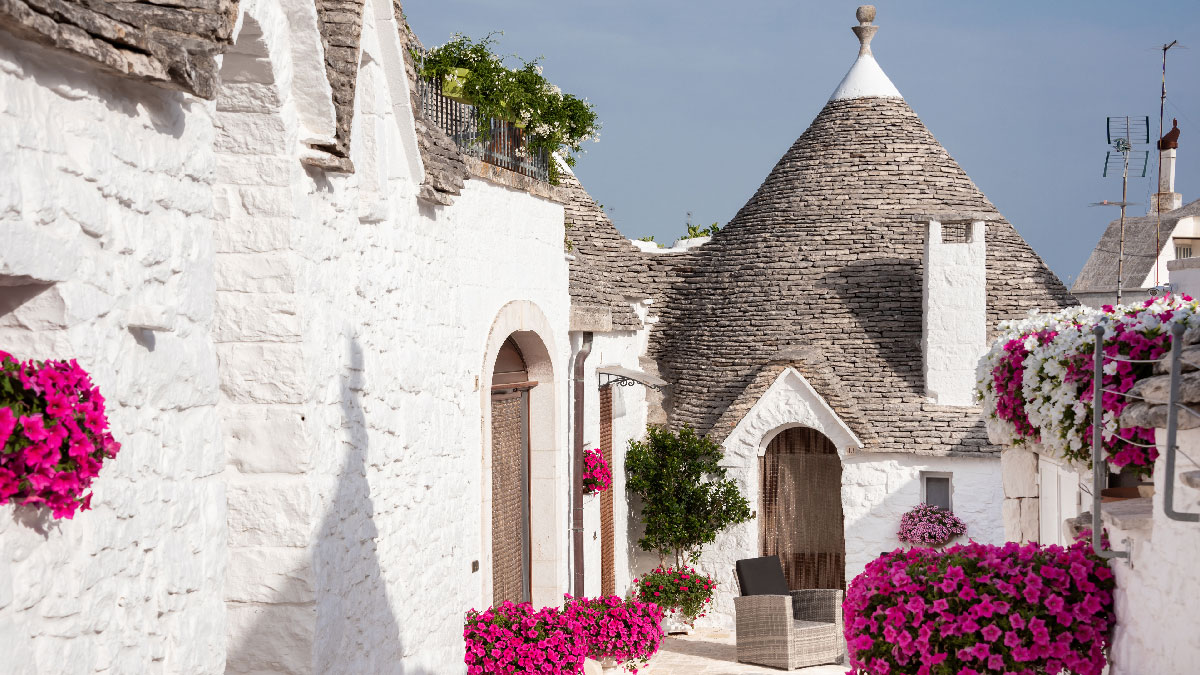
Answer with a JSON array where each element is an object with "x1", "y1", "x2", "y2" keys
[{"x1": 649, "y1": 14, "x2": 1074, "y2": 454}]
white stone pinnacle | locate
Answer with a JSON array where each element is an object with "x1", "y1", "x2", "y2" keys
[{"x1": 828, "y1": 5, "x2": 902, "y2": 101}]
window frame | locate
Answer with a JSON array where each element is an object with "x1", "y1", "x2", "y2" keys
[{"x1": 920, "y1": 471, "x2": 954, "y2": 511}]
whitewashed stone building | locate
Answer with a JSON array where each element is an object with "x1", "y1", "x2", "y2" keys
[
  {"x1": 565, "y1": 7, "x2": 1076, "y2": 628},
  {"x1": 0, "y1": 0, "x2": 582, "y2": 671},
  {"x1": 1, "y1": 2, "x2": 1076, "y2": 673},
  {"x1": 1073, "y1": 121, "x2": 1195, "y2": 307}
]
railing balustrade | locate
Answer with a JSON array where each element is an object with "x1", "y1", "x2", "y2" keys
[{"x1": 416, "y1": 72, "x2": 550, "y2": 183}]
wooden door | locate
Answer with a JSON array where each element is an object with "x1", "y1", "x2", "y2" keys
[{"x1": 491, "y1": 339, "x2": 533, "y2": 605}]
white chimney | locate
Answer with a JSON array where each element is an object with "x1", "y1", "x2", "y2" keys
[
  {"x1": 923, "y1": 219, "x2": 987, "y2": 406},
  {"x1": 1152, "y1": 118, "x2": 1183, "y2": 214}
]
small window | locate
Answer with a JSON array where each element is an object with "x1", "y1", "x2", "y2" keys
[
  {"x1": 921, "y1": 472, "x2": 953, "y2": 511},
  {"x1": 1175, "y1": 238, "x2": 1197, "y2": 260}
]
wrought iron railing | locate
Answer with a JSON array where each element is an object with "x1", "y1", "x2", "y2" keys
[{"x1": 416, "y1": 72, "x2": 550, "y2": 182}]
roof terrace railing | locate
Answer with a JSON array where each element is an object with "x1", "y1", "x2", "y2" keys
[{"x1": 416, "y1": 72, "x2": 550, "y2": 183}]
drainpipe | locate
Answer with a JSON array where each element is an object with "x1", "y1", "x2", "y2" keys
[{"x1": 571, "y1": 332, "x2": 593, "y2": 597}]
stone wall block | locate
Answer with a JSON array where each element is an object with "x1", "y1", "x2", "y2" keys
[
  {"x1": 217, "y1": 343, "x2": 307, "y2": 404},
  {"x1": 215, "y1": 113, "x2": 293, "y2": 156},
  {"x1": 214, "y1": 292, "x2": 303, "y2": 343},
  {"x1": 226, "y1": 602, "x2": 316, "y2": 675},
  {"x1": 225, "y1": 404, "x2": 312, "y2": 474},
  {"x1": 226, "y1": 548, "x2": 314, "y2": 604},
  {"x1": 1000, "y1": 447, "x2": 1038, "y2": 498},
  {"x1": 215, "y1": 251, "x2": 299, "y2": 293},
  {"x1": 213, "y1": 216, "x2": 294, "y2": 254},
  {"x1": 217, "y1": 82, "x2": 285, "y2": 115},
  {"x1": 237, "y1": 185, "x2": 298, "y2": 218},
  {"x1": 1017, "y1": 497, "x2": 1040, "y2": 543},
  {"x1": 226, "y1": 477, "x2": 312, "y2": 548},
  {"x1": 215, "y1": 154, "x2": 295, "y2": 188}
]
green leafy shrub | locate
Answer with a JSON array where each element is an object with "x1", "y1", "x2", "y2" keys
[
  {"x1": 626, "y1": 425, "x2": 754, "y2": 566},
  {"x1": 417, "y1": 33, "x2": 600, "y2": 184}
]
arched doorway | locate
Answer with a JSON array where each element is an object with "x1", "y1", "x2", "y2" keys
[
  {"x1": 490, "y1": 337, "x2": 536, "y2": 604},
  {"x1": 759, "y1": 426, "x2": 845, "y2": 589}
]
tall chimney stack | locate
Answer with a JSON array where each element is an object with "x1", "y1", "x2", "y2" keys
[
  {"x1": 1152, "y1": 119, "x2": 1183, "y2": 214},
  {"x1": 922, "y1": 218, "x2": 987, "y2": 406}
]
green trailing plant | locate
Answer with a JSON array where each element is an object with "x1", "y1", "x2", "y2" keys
[
  {"x1": 626, "y1": 425, "x2": 754, "y2": 566},
  {"x1": 684, "y1": 222, "x2": 721, "y2": 239},
  {"x1": 417, "y1": 33, "x2": 600, "y2": 184}
]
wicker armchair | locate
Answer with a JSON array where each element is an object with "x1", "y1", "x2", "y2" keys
[{"x1": 733, "y1": 556, "x2": 844, "y2": 670}]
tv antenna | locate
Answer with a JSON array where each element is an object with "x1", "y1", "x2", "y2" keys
[
  {"x1": 1100, "y1": 115, "x2": 1150, "y2": 304},
  {"x1": 1154, "y1": 40, "x2": 1179, "y2": 287}
]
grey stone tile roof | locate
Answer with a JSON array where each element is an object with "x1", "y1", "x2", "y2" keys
[
  {"x1": 311, "y1": 0, "x2": 364, "y2": 163},
  {"x1": 648, "y1": 97, "x2": 1076, "y2": 456},
  {"x1": 558, "y1": 169, "x2": 673, "y2": 331},
  {"x1": 1073, "y1": 198, "x2": 1200, "y2": 294},
  {"x1": 394, "y1": 6, "x2": 470, "y2": 205},
  {"x1": 0, "y1": 0, "x2": 237, "y2": 98}
]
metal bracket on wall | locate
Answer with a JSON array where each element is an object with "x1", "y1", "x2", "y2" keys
[{"x1": 596, "y1": 366, "x2": 667, "y2": 392}]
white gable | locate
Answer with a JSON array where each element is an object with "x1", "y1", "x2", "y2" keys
[{"x1": 721, "y1": 367, "x2": 863, "y2": 467}]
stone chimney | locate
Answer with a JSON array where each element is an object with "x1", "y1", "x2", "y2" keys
[
  {"x1": 922, "y1": 218, "x2": 987, "y2": 406},
  {"x1": 1152, "y1": 119, "x2": 1183, "y2": 214}
]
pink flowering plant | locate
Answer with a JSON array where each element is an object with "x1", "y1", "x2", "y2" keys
[
  {"x1": 976, "y1": 295, "x2": 1199, "y2": 476},
  {"x1": 0, "y1": 351, "x2": 120, "y2": 519},
  {"x1": 582, "y1": 447, "x2": 612, "y2": 494},
  {"x1": 563, "y1": 595, "x2": 664, "y2": 673},
  {"x1": 897, "y1": 503, "x2": 967, "y2": 547},
  {"x1": 844, "y1": 539, "x2": 1115, "y2": 675},
  {"x1": 633, "y1": 564, "x2": 715, "y2": 628},
  {"x1": 463, "y1": 600, "x2": 588, "y2": 674}
]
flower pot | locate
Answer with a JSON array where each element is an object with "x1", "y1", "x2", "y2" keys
[
  {"x1": 661, "y1": 610, "x2": 692, "y2": 635},
  {"x1": 1101, "y1": 487, "x2": 1141, "y2": 502},
  {"x1": 441, "y1": 68, "x2": 472, "y2": 104}
]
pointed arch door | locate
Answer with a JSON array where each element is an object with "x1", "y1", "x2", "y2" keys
[{"x1": 759, "y1": 426, "x2": 846, "y2": 589}]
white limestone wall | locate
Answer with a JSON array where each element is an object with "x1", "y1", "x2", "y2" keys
[
  {"x1": 575, "y1": 330, "x2": 649, "y2": 599},
  {"x1": 1, "y1": 0, "x2": 572, "y2": 671},
  {"x1": 840, "y1": 454, "x2": 1004, "y2": 579},
  {"x1": 0, "y1": 34, "x2": 226, "y2": 675},
  {"x1": 923, "y1": 220, "x2": 986, "y2": 406},
  {"x1": 1105, "y1": 429, "x2": 1200, "y2": 675}
]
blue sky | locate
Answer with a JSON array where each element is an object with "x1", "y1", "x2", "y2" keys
[{"x1": 404, "y1": 1, "x2": 1200, "y2": 286}]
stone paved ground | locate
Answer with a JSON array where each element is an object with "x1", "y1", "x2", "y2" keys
[{"x1": 639, "y1": 630, "x2": 847, "y2": 675}]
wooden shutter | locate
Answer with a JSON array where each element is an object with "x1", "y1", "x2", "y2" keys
[
  {"x1": 491, "y1": 391, "x2": 530, "y2": 604},
  {"x1": 600, "y1": 386, "x2": 616, "y2": 597}
]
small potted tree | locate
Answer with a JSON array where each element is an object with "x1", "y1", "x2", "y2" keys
[{"x1": 626, "y1": 425, "x2": 753, "y2": 633}]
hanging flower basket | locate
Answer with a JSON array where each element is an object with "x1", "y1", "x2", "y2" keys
[
  {"x1": 441, "y1": 67, "x2": 472, "y2": 104},
  {"x1": 0, "y1": 352, "x2": 120, "y2": 519},
  {"x1": 582, "y1": 448, "x2": 612, "y2": 494}
]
